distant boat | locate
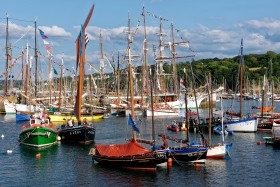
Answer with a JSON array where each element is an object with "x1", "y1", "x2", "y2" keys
[
  {"x1": 263, "y1": 121, "x2": 280, "y2": 147},
  {"x1": 157, "y1": 134, "x2": 208, "y2": 164},
  {"x1": 49, "y1": 113, "x2": 104, "y2": 123},
  {"x1": 213, "y1": 125, "x2": 233, "y2": 135},
  {"x1": 224, "y1": 39, "x2": 257, "y2": 133},
  {"x1": 16, "y1": 111, "x2": 34, "y2": 121},
  {"x1": 19, "y1": 117, "x2": 58, "y2": 148}
]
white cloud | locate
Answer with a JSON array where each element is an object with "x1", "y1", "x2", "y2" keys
[{"x1": 38, "y1": 25, "x2": 72, "y2": 38}]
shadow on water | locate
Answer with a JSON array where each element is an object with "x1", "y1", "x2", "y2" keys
[{"x1": 19, "y1": 144, "x2": 59, "y2": 158}]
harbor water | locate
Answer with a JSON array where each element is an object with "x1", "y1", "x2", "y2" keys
[{"x1": 0, "y1": 99, "x2": 280, "y2": 186}]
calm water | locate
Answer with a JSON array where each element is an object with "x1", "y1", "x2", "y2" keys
[{"x1": 0, "y1": 100, "x2": 280, "y2": 187}]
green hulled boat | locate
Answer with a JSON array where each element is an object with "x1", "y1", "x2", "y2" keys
[{"x1": 19, "y1": 118, "x2": 58, "y2": 148}]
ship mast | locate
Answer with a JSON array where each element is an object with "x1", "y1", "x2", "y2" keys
[
  {"x1": 99, "y1": 31, "x2": 105, "y2": 94},
  {"x1": 4, "y1": 14, "x2": 9, "y2": 95},
  {"x1": 34, "y1": 20, "x2": 38, "y2": 97},
  {"x1": 127, "y1": 13, "x2": 136, "y2": 140},
  {"x1": 239, "y1": 38, "x2": 244, "y2": 120}
]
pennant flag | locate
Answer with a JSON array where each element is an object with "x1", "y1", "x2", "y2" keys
[
  {"x1": 128, "y1": 114, "x2": 140, "y2": 133},
  {"x1": 79, "y1": 27, "x2": 84, "y2": 57},
  {"x1": 38, "y1": 29, "x2": 48, "y2": 39},
  {"x1": 85, "y1": 33, "x2": 89, "y2": 48},
  {"x1": 45, "y1": 45, "x2": 51, "y2": 51},
  {"x1": 53, "y1": 67, "x2": 58, "y2": 75},
  {"x1": 43, "y1": 40, "x2": 49, "y2": 45}
]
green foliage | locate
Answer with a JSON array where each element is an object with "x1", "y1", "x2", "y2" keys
[{"x1": 175, "y1": 51, "x2": 280, "y2": 91}]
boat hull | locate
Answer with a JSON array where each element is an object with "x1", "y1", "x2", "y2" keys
[
  {"x1": 157, "y1": 147, "x2": 208, "y2": 164},
  {"x1": 225, "y1": 118, "x2": 257, "y2": 132},
  {"x1": 19, "y1": 127, "x2": 58, "y2": 148},
  {"x1": 90, "y1": 150, "x2": 167, "y2": 170},
  {"x1": 207, "y1": 145, "x2": 226, "y2": 159},
  {"x1": 49, "y1": 114, "x2": 104, "y2": 123},
  {"x1": 58, "y1": 125, "x2": 95, "y2": 144},
  {"x1": 145, "y1": 109, "x2": 178, "y2": 117},
  {"x1": 16, "y1": 113, "x2": 31, "y2": 121}
]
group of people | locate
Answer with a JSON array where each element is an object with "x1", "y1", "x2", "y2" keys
[{"x1": 66, "y1": 118, "x2": 89, "y2": 127}]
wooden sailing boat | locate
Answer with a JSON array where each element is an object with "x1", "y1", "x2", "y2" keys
[
  {"x1": 57, "y1": 4, "x2": 96, "y2": 144},
  {"x1": 206, "y1": 77, "x2": 232, "y2": 159},
  {"x1": 257, "y1": 75, "x2": 274, "y2": 132},
  {"x1": 156, "y1": 66, "x2": 208, "y2": 165},
  {"x1": 89, "y1": 13, "x2": 167, "y2": 170},
  {"x1": 224, "y1": 39, "x2": 257, "y2": 132}
]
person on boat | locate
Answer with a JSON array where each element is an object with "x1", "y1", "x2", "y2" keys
[
  {"x1": 159, "y1": 134, "x2": 169, "y2": 149},
  {"x1": 172, "y1": 120, "x2": 178, "y2": 128},
  {"x1": 67, "y1": 118, "x2": 74, "y2": 127},
  {"x1": 82, "y1": 118, "x2": 88, "y2": 126}
]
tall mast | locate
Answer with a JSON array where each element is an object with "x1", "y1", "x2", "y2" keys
[
  {"x1": 58, "y1": 57, "x2": 64, "y2": 112},
  {"x1": 5, "y1": 14, "x2": 9, "y2": 95},
  {"x1": 142, "y1": 5, "x2": 149, "y2": 105},
  {"x1": 24, "y1": 42, "x2": 29, "y2": 104},
  {"x1": 171, "y1": 22, "x2": 178, "y2": 96},
  {"x1": 208, "y1": 72, "x2": 212, "y2": 145},
  {"x1": 49, "y1": 54, "x2": 53, "y2": 105},
  {"x1": 99, "y1": 31, "x2": 105, "y2": 93},
  {"x1": 127, "y1": 13, "x2": 136, "y2": 140},
  {"x1": 34, "y1": 20, "x2": 38, "y2": 97},
  {"x1": 74, "y1": 4, "x2": 95, "y2": 123},
  {"x1": 261, "y1": 75, "x2": 265, "y2": 119},
  {"x1": 239, "y1": 38, "x2": 244, "y2": 119},
  {"x1": 183, "y1": 68, "x2": 189, "y2": 143}
]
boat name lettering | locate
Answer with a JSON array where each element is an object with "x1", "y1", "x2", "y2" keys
[{"x1": 70, "y1": 131, "x2": 81, "y2": 135}]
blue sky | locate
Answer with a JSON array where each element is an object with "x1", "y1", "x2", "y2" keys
[{"x1": 0, "y1": 0, "x2": 280, "y2": 79}]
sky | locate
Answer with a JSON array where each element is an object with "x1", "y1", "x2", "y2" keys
[{"x1": 0, "y1": 0, "x2": 280, "y2": 79}]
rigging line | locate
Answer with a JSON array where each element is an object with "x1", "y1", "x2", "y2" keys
[
  {"x1": 8, "y1": 17, "x2": 34, "y2": 23},
  {"x1": 9, "y1": 25, "x2": 32, "y2": 48},
  {"x1": 145, "y1": 10, "x2": 169, "y2": 22}
]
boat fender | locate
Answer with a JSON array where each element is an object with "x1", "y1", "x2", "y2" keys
[{"x1": 167, "y1": 158, "x2": 172, "y2": 167}]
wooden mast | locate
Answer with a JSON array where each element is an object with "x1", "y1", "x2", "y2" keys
[
  {"x1": 171, "y1": 22, "x2": 178, "y2": 96},
  {"x1": 142, "y1": 5, "x2": 149, "y2": 107},
  {"x1": 24, "y1": 42, "x2": 29, "y2": 105},
  {"x1": 127, "y1": 12, "x2": 136, "y2": 140},
  {"x1": 239, "y1": 38, "x2": 244, "y2": 120},
  {"x1": 49, "y1": 54, "x2": 53, "y2": 105},
  {"x1": 57, "y1": 57, "x2": 64, "y2": 112},
  {"x1": 34, "y1": 20, "x2": 38, "y2": 97},
  {"x1": 99, "y1": 31, "x2": 105, "y2": 94},
  {"x1": 5, "y1": 14, "x2": 9, "y2": 95},
  {"x1": 208, "y1": 72, "x2": 212, "y2": 145},
  {"x1": 74, "y1": 4, "x2": 95, "y2": 124},
  {"x1": 183, "y1": 68, "x2": 189, "y2": 143}
]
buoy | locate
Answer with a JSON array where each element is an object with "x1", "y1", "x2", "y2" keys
[
  {"x1": 57, "y1": 136, "x2": 61, "y2": 141},
  {"x1": 167, "y1": 158, "x2": 172, "y2": 167},
  {"x1": 195, "y1": 163, "x2": 201, "y2": 169},
  {"x1": 257, "y1": 141, "x2": 263, "y2": 145},
  {"x1": 1, "y1": 134, "x2": 4, "y2": 138},
  {"x1": 7, "y1": 150, "x2": 12, "y2": 154},
  {"x1": 36, "y1": 153, "x2": 41, "y2": 159}
]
